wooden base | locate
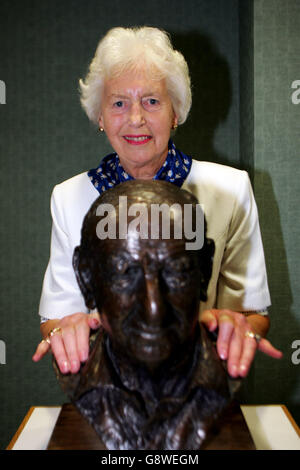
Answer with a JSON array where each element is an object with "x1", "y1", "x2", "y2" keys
[
  {"x1": 201, "y1": 402, "x2": 256, "y2": 450},
  {"x1": 47, "y1": 402, "x2": 255, "y2": 450},
  {"x1": 47, "y1": 403, "x2": 106, "y2": 450}
]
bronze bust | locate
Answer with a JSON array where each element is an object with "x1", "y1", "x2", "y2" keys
[{"x1": 54, "y1": 180, "x2": 239, "y2": 450}]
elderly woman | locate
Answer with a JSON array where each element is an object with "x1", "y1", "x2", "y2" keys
[{"x1": 33, "y1": 26, "x2": 282, "y2": 378}]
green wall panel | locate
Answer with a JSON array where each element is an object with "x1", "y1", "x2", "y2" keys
[{"x1": 252, "y1": 0, "x2": 300, "y2": 424}]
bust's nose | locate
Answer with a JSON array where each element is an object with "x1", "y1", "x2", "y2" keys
[{"x1": 142, "y1": 272, "x2": 167, "y2": 327}]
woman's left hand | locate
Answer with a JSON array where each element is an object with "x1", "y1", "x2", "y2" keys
[{"x1": 200, "y1": 309, "x2": 283, "y2": 378}]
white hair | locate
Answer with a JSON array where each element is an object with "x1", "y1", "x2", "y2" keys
[{"x1": 79, "y1": 27, "x2": 192, "y2": 125}]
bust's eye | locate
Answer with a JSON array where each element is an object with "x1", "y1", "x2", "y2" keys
[
  {"x1": 165, "y1": 257, "x2": 194, "y2": 273},
  {"x1": 115, "y1": 259, "x2": 140, "y2": 275},
  {"x1": 111, "y1": 262, "x2": 143, "y2": 292},
  {"x1": 123, "y1": 265, "x2": 141, "y2": 277},
  {"x1": 161, "y1": 257, "x2": 197, "y2": 290}
]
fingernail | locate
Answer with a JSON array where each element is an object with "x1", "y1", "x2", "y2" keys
[
  {"x1": 220, "y1": 350, "x2": 227, "y2": 360},
  {"x1": 60, "y1": 361, "x2": 69, "y2": 374},
  {"x1": 80, "y1": 350, "x2": 88, "y2": 362},
  {"x1": 71, "y1": 360, "x2": 80, "y2": 373}
]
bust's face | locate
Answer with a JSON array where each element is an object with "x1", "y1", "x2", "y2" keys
[{"x1": 92, "y1": 225, "x2": 201, "y2": 371}]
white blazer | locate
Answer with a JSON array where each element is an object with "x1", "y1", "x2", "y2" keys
[{"x1": 38, "y1": 160, "x2": 271, "y2": 320}]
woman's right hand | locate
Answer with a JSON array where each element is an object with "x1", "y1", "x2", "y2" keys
[{"x1": 32, "y1": 312, "x2": 101, "y2": 374}]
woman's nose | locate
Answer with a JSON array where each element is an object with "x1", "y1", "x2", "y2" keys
[{"x1": 129, "y1": 102, "x2": 145, "y2": 127}]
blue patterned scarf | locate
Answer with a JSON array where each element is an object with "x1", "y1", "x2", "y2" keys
[{"x1": 88, "y1": 140, "x2": 192, "y2": 195}]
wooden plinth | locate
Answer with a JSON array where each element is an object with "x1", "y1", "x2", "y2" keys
[{"x1": 47, "y1": 402, "x2": 255, "y2": 450}]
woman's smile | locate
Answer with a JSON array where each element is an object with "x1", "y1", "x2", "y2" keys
[{"x1": 123, "y1": 134, "x2": 153, "y2": 145}]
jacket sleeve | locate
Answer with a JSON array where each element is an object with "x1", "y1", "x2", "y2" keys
[
  {"x1": 216, "y1": 171, "x2": 271, "y2": 313},
  {"x1": 38, "y1": 185, "x2": 89, "y2": 320}
]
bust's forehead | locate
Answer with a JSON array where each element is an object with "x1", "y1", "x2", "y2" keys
[
  {"x1": 95, "y1": 235, "x2": 191, "y2": 263},
  {"x1": 95, "y1": 180, "x2": 197, "y2": 206}
]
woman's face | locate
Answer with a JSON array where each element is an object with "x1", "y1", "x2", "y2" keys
[{"x1": 99, "y1": 69, "x2": 177, "y2": 177}]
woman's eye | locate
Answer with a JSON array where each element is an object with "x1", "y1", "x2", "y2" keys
[
  {"x1": 148, "y1": 98, "x2": 160, "y2": 106},
  {"x1": 113, "y1": 101, "x2": 123, "y2": 108},
  {"x1": 143, "y1": 98, "x2": 160, "y2": 109}
]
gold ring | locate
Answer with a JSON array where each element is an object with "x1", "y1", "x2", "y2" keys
[
  {"x1": 245, "y1": 331, "x2": 262, "y2": 343},
  {"x1": 49, "y1": 327, "x2": 62, "y2": 338},
  {"x1": 41, "y1": 337, "x2": 51, "y2": 345}
]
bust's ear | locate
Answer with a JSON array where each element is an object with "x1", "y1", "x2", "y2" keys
[{"x1": 72, "y1": 246, "x2": 96, "y2": 310}]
